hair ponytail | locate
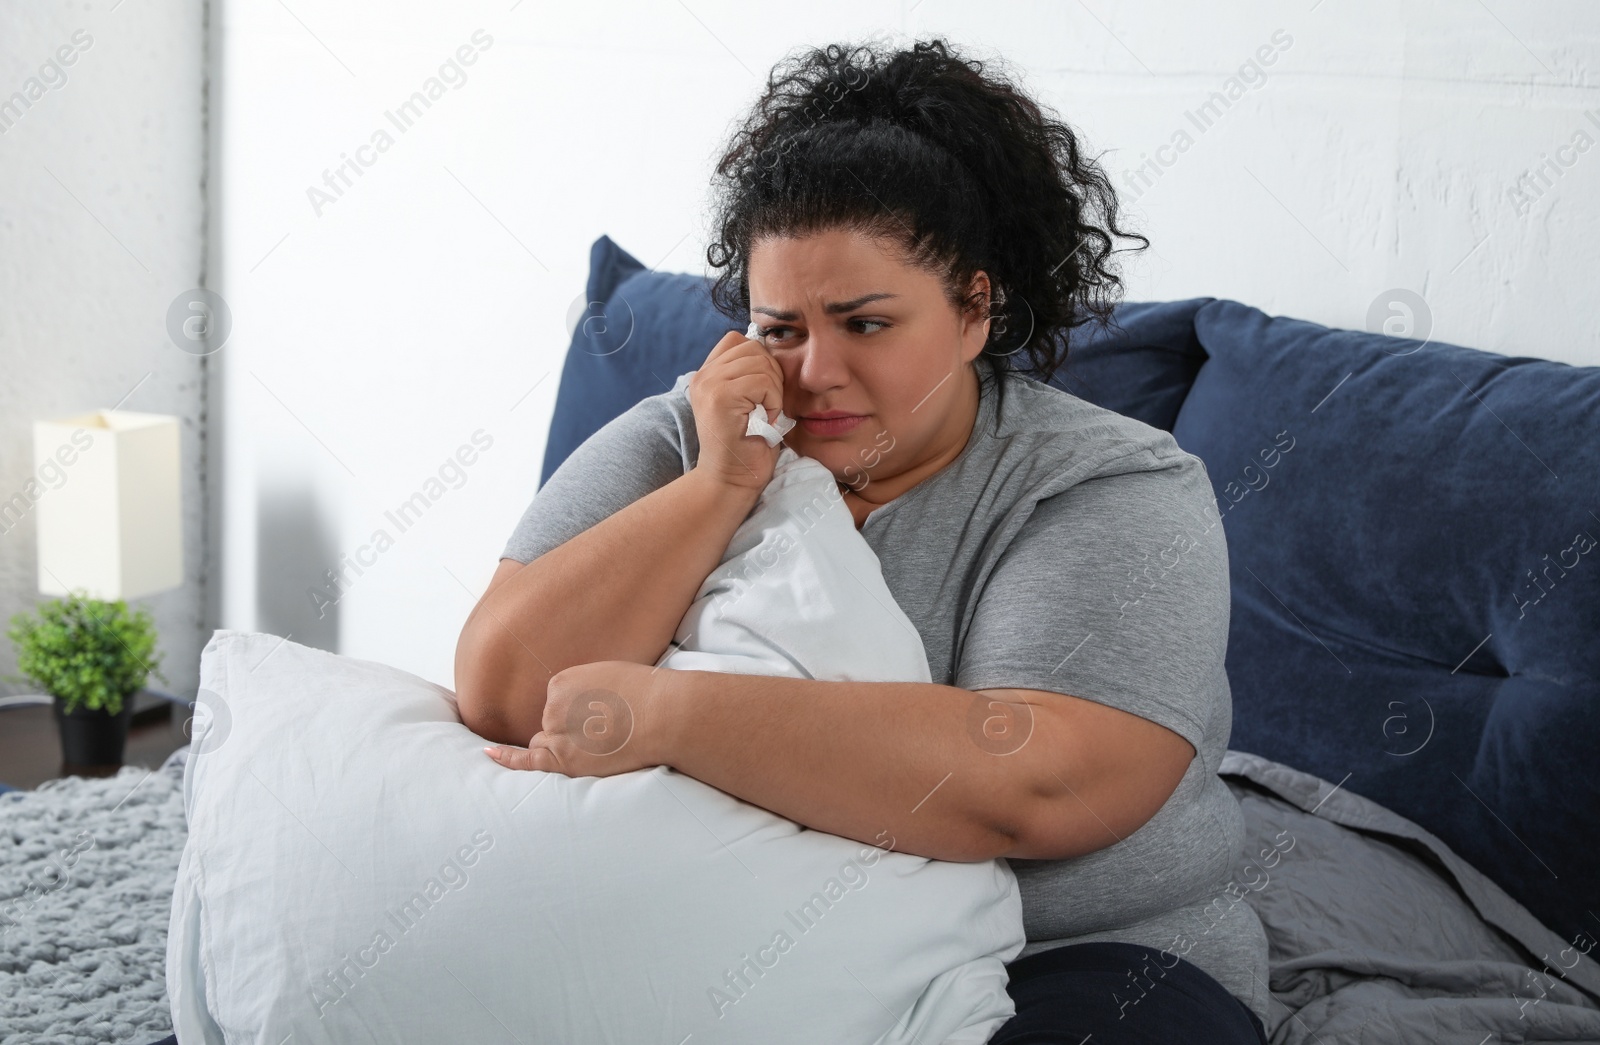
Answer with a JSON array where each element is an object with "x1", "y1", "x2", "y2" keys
[{"x1": 705, "y1": 36, "x2": 1149, "y2": 391}]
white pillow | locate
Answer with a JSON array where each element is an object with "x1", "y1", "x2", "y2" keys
[
  {"x1": 166, "y1": 448, "x2": 1024, "y2": 1045},
  {"x1": 654, "y1": 446, "x2": 938, "y2": 683}
]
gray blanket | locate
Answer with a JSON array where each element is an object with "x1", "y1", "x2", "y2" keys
[
  {"x1": 0, "y1": 750, "x2": 187, "y2": 1044},
  {"x1": 1220, "y1": 750, "x2": 1600, "y2": 1043}
]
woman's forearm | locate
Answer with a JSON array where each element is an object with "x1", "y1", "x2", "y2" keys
[
  {"x1": 456, "y1": 469, "x2": 760, "y2": 745},
  {"x1": 657, "y1": 670, "x2": 1039, "y2": 862}
]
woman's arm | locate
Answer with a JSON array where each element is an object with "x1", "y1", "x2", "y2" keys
[
  {"x1": 458, "y1": 331, "x2": 785, "y2": 747},
  {"x1": 645, "y1": 670, "x2": 1192, "y2": 863},
  {"x1": 455, "y1": 470, "x2": 760, "y2": 746},
  {"x1": 637, "y1": 457, "x2": 1210, "y2": 863}
]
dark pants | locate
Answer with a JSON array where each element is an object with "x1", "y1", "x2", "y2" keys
[
  {"x1": 142, "y1": 942, "x2": 1268, "y2": 1045},
  {"x1": 991, "y1": 941, "x2": 1269, "y2": 1044}
]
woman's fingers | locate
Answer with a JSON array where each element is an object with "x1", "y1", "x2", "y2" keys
[
  {"x1": 484, "y1": 740, "x2": 554, "y2": 772},
  {"x1": 686, "y1": 330, "x2": 785, "y2": 493}
]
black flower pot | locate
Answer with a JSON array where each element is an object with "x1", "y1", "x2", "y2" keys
[{"x1": 52, "y1": 693, "x2": 138, "y2": 766}]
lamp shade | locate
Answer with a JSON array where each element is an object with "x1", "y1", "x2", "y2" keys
[{"x1": 33, "y1": 409, "x2": 183, "y2": 601}]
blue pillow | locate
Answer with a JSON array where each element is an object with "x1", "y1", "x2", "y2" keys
[
  {"x1": 541, "y1": 236, "x2": 1208, "y2": 483},
  {"x1": 541, "y1": 236, "x2": 749, "y2": 487},
  {"x1": 1043, "y1": 297, "x2": 1213, "y2": 431},
  {"x1": 1168, "y1": 299, "x2": 1600, "y2": 943}
]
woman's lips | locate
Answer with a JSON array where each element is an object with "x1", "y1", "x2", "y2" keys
[{"x1": 799, "y1": 414, "x2": 867, "y2": 436}]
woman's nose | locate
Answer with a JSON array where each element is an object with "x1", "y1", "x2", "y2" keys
[{"x1": 791, "y1": 329, "x2": 851, "y2": 392}]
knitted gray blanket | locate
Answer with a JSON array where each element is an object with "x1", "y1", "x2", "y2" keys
[{"x1": 0, "y1": 748, "x2": 187, "y2": 1044}]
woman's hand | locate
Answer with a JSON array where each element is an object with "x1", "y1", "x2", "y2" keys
[
  {"x1": 686, "y1": 328, "x2": 785, "y2": 495},
  {"x1": 482, "y1": 660, "x2": 676, "y2": 777}
]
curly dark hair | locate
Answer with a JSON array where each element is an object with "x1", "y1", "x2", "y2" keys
[{"x1": 704, "y1": 35, "x2": 1149, "y2": 405}]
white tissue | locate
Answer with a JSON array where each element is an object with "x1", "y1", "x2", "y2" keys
[
  {"x1": 743, "y1": 321, "x2": 797, "y2": 446},
  {"x1": 745, "y1": 404, "x2": 796, "y2": 447}
]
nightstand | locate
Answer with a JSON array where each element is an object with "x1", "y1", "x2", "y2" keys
[{"x1": 0, "y1": 690, "x2": 191, "y2": 791}]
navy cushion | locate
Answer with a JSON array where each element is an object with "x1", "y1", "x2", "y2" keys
[
  {"x1": 541, "y1": 236, "x2": 1599, "y2": 942},
  {"x1": 1162, "y1": 299, "x2": 1599, "y2": 943},
  {"x1": 1045, "y1": 298, "x2": 1213, "y2": 432},
  {"x1": 541, "y1": 236, "x2": 751, "y2": 487}
]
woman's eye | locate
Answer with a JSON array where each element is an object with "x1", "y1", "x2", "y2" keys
[{"x1": 758, "y1": 319, "x2": 888, "y2": 343}]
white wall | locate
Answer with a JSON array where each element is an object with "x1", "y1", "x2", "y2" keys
[
  {"x1": 213, "y1": 0, "x2": 1600, "y2": 691},
  {"x1": 0, "y1": 1, "x2": 211, "y2": 703}
]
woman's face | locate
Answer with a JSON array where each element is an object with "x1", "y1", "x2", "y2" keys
[{"x1": 747, "y1": 228, "x2": 991, "y2": 500}]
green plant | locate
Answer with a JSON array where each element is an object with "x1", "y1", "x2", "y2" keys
[{"x1": 4, "y1": 590, "x2": 168, "y2": 716}]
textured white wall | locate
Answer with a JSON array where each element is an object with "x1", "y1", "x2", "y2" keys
[
  {"x1": 205, "y1": 1, "x2": 1599, "y2": 691},
  {"x1": 0, "y1": 1, "x2": 211, "y2": 703}
]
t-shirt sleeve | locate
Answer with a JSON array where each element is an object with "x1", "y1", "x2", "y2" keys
[
  {"x1": 499, "y1": 377, "x2": 698, "y2": 564},
  {"x1": 953, "y1": 450, "x2": 1230, "y2": 755}
]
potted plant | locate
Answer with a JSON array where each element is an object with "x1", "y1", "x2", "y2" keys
[{"x1": 5, "y1": 590, "x2": 168, "y2": 766}]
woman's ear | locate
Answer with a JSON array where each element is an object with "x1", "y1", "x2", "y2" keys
[{"x1": 960, "y1": 269, "x2": 995, "y2": 365}]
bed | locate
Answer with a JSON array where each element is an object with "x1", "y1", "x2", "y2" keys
[{"x1": 2, "y1": 237, "x2": 1597, "y2": 1042}]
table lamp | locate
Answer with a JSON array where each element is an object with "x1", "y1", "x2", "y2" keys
[{"x1": 32, "y1": 409, "x2": 183, "y2": 600}]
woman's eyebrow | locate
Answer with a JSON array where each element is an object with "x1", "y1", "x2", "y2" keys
[{"x1": 752, "y1": 292, "x2": 899, "y2": 321}]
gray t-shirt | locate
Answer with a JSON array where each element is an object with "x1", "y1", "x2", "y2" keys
[{"x1": 500, "y1": 355, "x2": 1272, "y2": 1026}]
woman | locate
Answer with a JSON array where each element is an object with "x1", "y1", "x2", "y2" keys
[
  {"x1": 465, "y1": 37, "x2": 1270, "y2": 1045},
  {"x1": 140, "y1": 36, "x2": 1265, "y2": 1045}
]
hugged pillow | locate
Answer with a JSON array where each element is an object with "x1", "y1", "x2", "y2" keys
[
  {"x1": 655, "y1": 445, "x2": 936, "y2": 683},
  {"x1": 166, "y1": 449, "x2": 1024, "y2": 1045}
]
